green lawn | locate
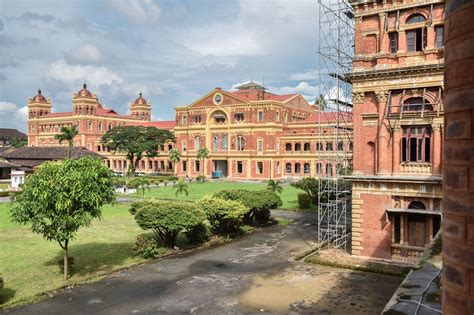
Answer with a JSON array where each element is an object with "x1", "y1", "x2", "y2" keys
[
  {"x1": 134, "y1": 181, "x2": 303, "y2": 210},
  {"x1": 0, "y1": 202, "x2": 148, "y2": 307}
]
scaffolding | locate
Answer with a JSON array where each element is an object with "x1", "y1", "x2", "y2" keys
[{"x1": 316, "y1": 0, "x2": 354, "y2": 252}]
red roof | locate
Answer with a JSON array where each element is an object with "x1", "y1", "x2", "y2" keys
[
  {"x1": 43, "y1": 112, "x2": 73, "y2": 117},
  {"x1": 96, "y1": 108, "x2": 122, "y2": 117},
  {"x1": 134, "y1": 121, "x2": 175, "y2": 130},
  {"x1": 229, "y1": 90, "x2": 297, "y2": 102}
]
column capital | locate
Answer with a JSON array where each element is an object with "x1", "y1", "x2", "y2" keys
[
  {"x1": 432, "y1": 123, "x2": 443, "y2": 132},
  {"x1": 355, "y1": 16, "x2": 363, "y2": 24},
  {"x1": 352, "y1": 91, "x2": 365, "y2": 103},
  {"x1": 375, "y1": 90, "x2": 389, "y2": 102}
]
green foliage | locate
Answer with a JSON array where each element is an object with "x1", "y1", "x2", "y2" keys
[
  {"x1": 174, "y1": 180, "x2": 189, "y2": 197},
  {"x1": 196, "y1": 147, "x2": 209, "y2": 174},
  {"x1": 129, "y1": 177, "x2": 151, "y2": 196},
  {"x1": 10, "y1": 157, "x2": 115, "y2": 279},
  {"x1": 0, "y1": 274, "x2": 3, "y2": 289},
  {"x1": 54, "y1": 125, "x2": 79, "y2": 158},
  {"x1": 196, "y1": 175, "x2": 206, "y2": 183},
  {"x1": 197, "y1": 197, "x2": 247, "y2": 234},
  {"x1": 9, "y1": 137, "x2": 27, "y2": 148},
  {"x1": 133, "y1": 236, "x2": 165, "y2": 259},
  {"x1": 291, "y1": 177, "x2": 319, "y2": 204},
  {"x1": 101, "y1": 126, "x2": 175, "y2": 175},
  {"x1": 297, "y1": 193, "x2": 312, "y2": 209},
  {"x1": 337, "y1": 166, "x2": 353, "y2": 175},
  {"x1": 130, "y1": 200, "x2": 207, "y2": 248},
  {"x1": 213, "y1": 190, "x2": 282, "y2": 223},
  {"x1": 185, "y1": 222, "x2": 211, "y2": 245},
  {"x1": 267, "y1": 180, "x2": 283, "y2": 194}
]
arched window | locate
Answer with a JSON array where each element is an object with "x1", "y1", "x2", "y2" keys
[
  {"x1": 168, "y1": 144, "x2": 173, "y2": 151},
  {"x1": 304, "y1": 163, "x2": 310, "y2": 174},
  {"x1": 403, "y1": 97, "x2": 433, "y2": 111},
  {"x1": 294, "y1": 163, "x2": 301, "y2": 174},
  {"x1": 316, "y1": 162, "x2": 323, "y2": 175},
  {"x1": 349, "y1": 142, "x2": 353, "y2": 151},
  {"x1": 408, "y1": 201, "x2": 426, "y2": 209},
  {"x1": 407, "y1": 14, "x2": 426, "y2": 24},
  {"x1": 285, "y1": 163, "x2": 292, "y2": 174},
  {"x1": 326, "y1": 163, "x2": 333, "y2": 177},
  {"x1": 213, "y1": 110, "x2": 227, "y2": 123},
  {"x1": 304, "y1": 143, "x2": 311, "y2": 151},
  {"x1": 316, "y1": 142, "x2": 323, "y2": 151},
  {"x1": 326, "y1": 142, "x2": 333, "y2": 151},
  {"x1": 285, "y1": 143, "x2": 292, "y2": 151},
  {"x1": 337, "y1": 142, "x2": 344, "y2": 151},
  {"x1": 295, "y1": 143, "x2": 302, "y2": 151}
]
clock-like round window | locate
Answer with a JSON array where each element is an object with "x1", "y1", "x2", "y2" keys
[{"x1": 213, "y1": 93, "x2": 223, "y2": 105}]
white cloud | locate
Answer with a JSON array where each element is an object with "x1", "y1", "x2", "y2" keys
[
  {"x1": 48, "y1": 59, "x2": 125, "y2": 87},
  {"x1": 289, "y1": 69, "x2": 319, "y2": 81},
  {"x1": 0, "y1": 101, "x2": 29, "y2": 131},
  {"x1": 68, "y1": 44, "x2": 101, "y2": 64},
  {"x1": 108, "y1": 0, "x2": 161, "y2": 24},
  {"x1": 271, "y1": 81, "x2": 316, "y2": 96}
]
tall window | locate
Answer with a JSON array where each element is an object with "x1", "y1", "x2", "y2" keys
[
  {"x1": 285, "y1": 143, "x2": 292, "y2": 151},
  {"x1": 258, "y1": 110, "x2": 264, "y2": 122},
  {"x1": 337, "y1": 142, "x2": 344, "y2": 151},
  {"x1": 295, "y1": 143, "x2": 301, "y2": 151},
  {"x1": 237, "y1": 161, "x2": 243, "y2": 174},
  {"x1": 234, "y1": 113, "x2": 244, "y2": 122},
  {"x1": 182, "y1": 141, "x2": 187, "y2": 152},
  {"x1": 195, "y1": 160, "x2": 200, "y2": 172},
  {"x1": 304, "y1": 163, "x2": 310, "y2": 174},
  {"x1": 88, "y1": 121, "x2": 93, "y2": 131},
  {"x1": 182, "y1": 115, "x2": 187, "y2": 125},
  {"x1": 316, "y1": 142, "x2": 323, "y2": 151},
  {"x1": 193, "y1": 115, "x2": 202, "y2": 123},
  {"x1": 257, "y1": 162, "x2": 263, "y2": 174},
  {"x1": 222, "y1": 135, "x2": 228, "y2": 150},
  {"x1": 294, "y1": 163, "x2": 301, "y2": 174},
  {"x1": 326, "y1": 142, "x2": 333, "y2": 151},
  {"x1": 276, "y1": 161, "x2": 281, "y2": 174},
  {"x1": 194, "y1": 136, "x2": 201, "y2": 150},
  {"x1": 316, "y1": 162, "x2": 323, "y2": 175},
  {"x1": 304, "y1": 143, "x2": 311, "y2": 152},
  {"x1": 326, "y1": 163, "x2": 333, "y2": 177},
  {"x1": 401, "y1": 126, "x2": 431, "y2": 162},
  {"x1": 213, "y1": 136, "x2": 219, "y2": 151},
  {"x1": 257, "y1": 140, "x2": 263, "y2": 152},
  {"x1": 237, "y1": 135, "x2": 245, "y2": 151},
  {"x1": 182, "y1": 161, "x2": 187, "y2": 172},
  {"x1": 285, "y1": 163, "x2": 292, "y2": 174},
  {"x1": 406, "y1": 28, "x2": 427, "y2": 52},
  {"x1": 435, "y1": 26, "x2": 444, "y2": 48},
  {"x1": 276, "y1": 111, "x2": 280, "y2": 122},
  {"x1": 389, "y1": 32, "x2": 398, "y2": 53}
]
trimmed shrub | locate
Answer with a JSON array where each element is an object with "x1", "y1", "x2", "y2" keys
[
  {"x1": 185, "y1": 222, "x2": 211, "y2": 244},
  {"x1": 133, "y1": 236, "x2": 164, "y2": 258},
  {"x1": 213, "y1": 190, "x2": 282, "y2": 223},
  {"x1": 130, "y1": 200, "x2": 207, "y2": 247},
  {"x1": 197, "y1": 197, "x2": 247, "y2": 234},
  {"x1": 196, "y1": 175, "x2": 206, "y2": 183},
  {"x1": 298, "y1": 193, "x2": 312, "y2": 209}
]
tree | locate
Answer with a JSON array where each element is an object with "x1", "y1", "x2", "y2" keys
[
  {"x1": 10, "y1": 157, "x2": 115, "y2": 280},
  {"x1": 267, "y1": 180, "x2": 283, "y2": 194},
  {"x1": 10, "y1": 137, "x2": 27, "y2": 148},
  {"x1": 130, "y1": 200, "x2": 207, "y2": 247},
  {"x1": 196, "y1": 147, "x2": 209, "y2": 176},
  {"x1": 168, "y1": 148, "x2": 181, "y2": 175},
  {"x1": 174, "y1": 180, "x2": 189, "y2": 197},
  {"x1": 101, "y1": 126, "x2": 175, "y2": 176},
  {"x1": 54, "y1": 125, "x2": 79, "y2": 158}
]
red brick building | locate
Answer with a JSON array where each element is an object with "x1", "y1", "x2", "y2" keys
[
  {"x1": 174, "y1": 82, "x2": 353, "y2": 180},
  {"x1": 348, "y1": 0, "x2": 444, "y2": 261}
]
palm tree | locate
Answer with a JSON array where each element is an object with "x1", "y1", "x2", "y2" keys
[
  {"x1": 10, "y1": 137, "x2": 27, "y2": 148},
  {"x1": 267, "y1": 179, "x2": 283, "y2": 194},
  {"x1": 130, "y1": 178, "x2": 150, "y2": 197},
  {"x1": 54, "y1": 125, "x2": 79, "y2": 158},
  {"x1": 196, "y1": 147, "x2": 209, "y2": 176},
  {"x1": 174, "y1": 180, "x2": 189, "y2": 197},
  {"x1": 168, "y1": 148, "x2": 181, "y2": 175}
]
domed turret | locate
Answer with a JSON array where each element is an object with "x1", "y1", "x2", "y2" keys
[
  {"x1": 72, "y1": 82, "x2": 99, "y2": 115},
  {"x1": 130, "y1": 92, "x2": 151, "y2": 121},
  {"x1": 76, "y1": 83, "x2": 93, "y2": 98},
  {"x1": 28, "y1": 89, "x2": 51, "y2": 118},
  {"x1": 32, "y1": 89, "x2": 48, "y2": 103}
]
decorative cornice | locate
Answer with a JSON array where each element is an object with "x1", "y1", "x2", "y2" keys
[{"x1": 352, "y1": 91, "x2": 365, "y2": 103}]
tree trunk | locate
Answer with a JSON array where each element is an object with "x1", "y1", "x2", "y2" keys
[
  {"x1": 68, "y1": 144, "x2": 72, "y2": 159},
  {"x1": 63, "y1": 240, "x2": 69, "y2": 280}
]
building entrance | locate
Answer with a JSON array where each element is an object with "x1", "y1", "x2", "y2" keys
[{"x1": 213, "y1": 160, "x2": 228, "y2": 178}]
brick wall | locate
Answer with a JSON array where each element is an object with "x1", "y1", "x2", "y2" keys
[{"x1": 443, "y1": 0, "x2": 474, "y2": 313}]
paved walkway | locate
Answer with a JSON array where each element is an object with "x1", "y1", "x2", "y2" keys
[{"x1": 5, "y1": 211, "x2": 401, "y2": 314}]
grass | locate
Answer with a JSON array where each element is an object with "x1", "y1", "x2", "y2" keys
[
  {"x1": 0, "y1": 202, "x2": 148, "y2": 307},
  {"x1": 133, "y1": 181, "x2": 304, "y2": 210}
]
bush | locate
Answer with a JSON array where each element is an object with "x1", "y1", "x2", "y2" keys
[
  {"x1": 133, "y1": 236, "x2": 164, "y2": 258},
  {"x1": 185, "y1": 222, "x2": 211, "y2": 244},
  {"x1": 298, "y1": 193, "x2": 312, "y2": 209},
  {"x1": 196, "y1": 175, "x2": 206, "y2": 183},
  {"x1": 197, "y1": 197, "x2": 247, "y2": 234},
  {"x1": 213, "y1": 190, "x2": 282, "y2": 223},
  {"x1": 130, "y1": 200, "x2": 207, "y2": 248}
]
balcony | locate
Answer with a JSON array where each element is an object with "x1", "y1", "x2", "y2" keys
[{"x1": 400, "y1": 162, "x2": 431, "y2": 175}]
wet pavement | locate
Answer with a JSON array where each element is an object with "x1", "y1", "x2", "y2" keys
[{"x1": 5, "y1": 210, "x2": 401, "y2": 314}]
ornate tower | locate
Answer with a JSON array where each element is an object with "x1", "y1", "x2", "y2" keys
[
  {"x1": 130, "y1": 92, "x2": 151, "y2": 121},
  {"x1": 27, "y1": 89, "x2": 51, "y2": 146},
  {"x1": 72, "y1": 83, "x2": 99, "y2": 115}
]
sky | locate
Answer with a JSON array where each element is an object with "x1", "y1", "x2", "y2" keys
[{"x1": 0, "y1": 0, "x2": 319, "y2": 132}]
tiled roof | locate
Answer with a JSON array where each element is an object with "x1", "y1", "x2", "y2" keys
[
  {"x1": 0, "y1": 146, "x2": 103, "y2": 161},
  {"x1": 0, "y1": 160, "x2": 19, "y2": 168},
  {"x1": 43, "y1": 112, "x2": 73, "y2": 117},
  {"x1": 0, "y1": 128, "x2": 27, "y2": 140}
]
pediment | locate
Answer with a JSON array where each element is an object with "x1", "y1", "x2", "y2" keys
[{"x1": 187, "y1": 89, "x2": 248, "y2": 108}]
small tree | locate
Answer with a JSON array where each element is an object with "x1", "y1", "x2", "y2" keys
[
  {"x1": 174, "y1": 180, "x2": 189, "y2": 197},
  {"x1": 101, "y1": 126, "x2": 175, "y2": 176},
  {"x1": 196, "y1": 147, "x2": 209, "y2": 176},
  {"x1": 54, "y1": 125, "x2": 79, "y2": 158},
  {"x1": 168, "y1": 148, "x2": 181, "y2": 175},
  {"x1": 130, "y1": 200, "x2": 207, "y2": 247},
  {"x1": 267, "y1": 180, "x2": 283, "y2": 194},
  {"x1": 10, "y1": 137, "x2": 27, "y2": 148},
  {"x1": 10, "y1": 157, "x2": 115, "y2": 280}
]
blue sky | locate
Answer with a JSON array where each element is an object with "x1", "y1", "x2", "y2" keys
[{"x1": 0, "y1": 0, "x2": 318, "y2": 132}]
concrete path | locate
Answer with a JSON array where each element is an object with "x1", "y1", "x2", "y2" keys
[{"x1": 5, "y1": 211, "x2": 401, "y2": 314}]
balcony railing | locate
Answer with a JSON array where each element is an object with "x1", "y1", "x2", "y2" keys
[{"x1": 400, "y1": 162, "x2": 431, "y2": 175}]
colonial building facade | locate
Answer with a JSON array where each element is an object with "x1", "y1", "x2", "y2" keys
[
  {"x1": 348, "y1": 0, "x2": 444, "y2": 261},
  {"x1": 174, "y1": 82, "x2": 353, "y2": 180},
  {"x1": 26, "y1": 82, "x2": 353, "y2": 180}
]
